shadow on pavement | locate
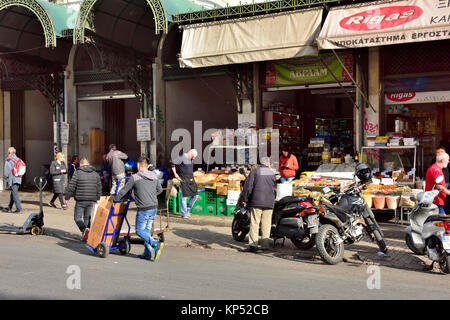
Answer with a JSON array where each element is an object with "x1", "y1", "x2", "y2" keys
[
  {"x1": 42, "y1": 227, "x2": 94, "y2": 257},
  {"x1": 171, "y1": 227, "x2": 245, "y2": 251}
]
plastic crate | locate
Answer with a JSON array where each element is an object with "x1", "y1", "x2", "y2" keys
[
  {"x1": 226, "y1": 205, "x2": 236, "y2": 217},
  {"x1": 216, "y1": 195, "x2": 227, "y2": 216},
  {"x1": 166, "y1": 195, "x2": 177, "y2": 213},
  {"x1": 205, "y1": 188, "x2": 217, "y2": 205},
  {"x1": 205, "y1": 203, "x2": 217, "y2": 215},
  {"x1": 191, "y1": 192, "x2": 206, "y2": 214}
]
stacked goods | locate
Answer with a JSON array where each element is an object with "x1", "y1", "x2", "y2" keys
[
  {"x1": 87, "y1": 196, "x2": 127, "y2": 249},
  {"x1": 362, "y1": 184, "x2": 422, "y2": 209}
]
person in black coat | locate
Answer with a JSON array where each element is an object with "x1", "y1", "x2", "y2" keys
[
  {"x1": 49, "y1": 152, "x2": 68, "y2": 210},
  {"x1": 65, "y1": 157, "x2": 102, "y2": 241},
  {"x1": 240, "y1": 157, "x2": 277, "y2": 252}
]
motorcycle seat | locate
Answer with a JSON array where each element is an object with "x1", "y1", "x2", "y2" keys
[
  {"x1": 425, "y1": 215, "x2": 450, "y2": 223},
  {"x1": 274, "y1": 196, "x2": 309, "y2": 211}
]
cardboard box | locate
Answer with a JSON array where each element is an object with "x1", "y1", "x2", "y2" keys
[
  {"x1": 216, "y1": 185, "x2": 228, "y2": 196},
  {"x1": 86, "y1": 197, "x2": 127, "y2": 249}
]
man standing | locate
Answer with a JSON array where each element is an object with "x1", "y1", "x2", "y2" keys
[
  {"x1": 425, "y1": 152, "x2": 450, "y2": 214},
  {"x1": 115, "y1": 156, "x2": 164, "y2": 261},
  {"x1": 106, "y1": 144, "x2": 128, "y2": 195},
  {"x1": 171, "y1": 149, "x2": 198, "y2": 218},
  {"x1": 240, "y1": 157, "x2": 277, "y2": 252},
  {"x1": 65, "y1": 157, "x2": 102, "y2": 241},
  {"x1": 2, "y1": 147, "x2": 23, "y2": 213}
]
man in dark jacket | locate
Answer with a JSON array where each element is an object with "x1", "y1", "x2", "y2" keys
[
  {"x1": 115, "y1": 156, "x2": 164, "y2": 261},
  {"x1": 65, "y1": 157, "x2": 102, "y2": 241},
  {"x1": 106, "y1": 144, "x2": 128, "y2": 195},
  {"x1": 240, "y1": 157, "x2": 277, "y2": 252}
]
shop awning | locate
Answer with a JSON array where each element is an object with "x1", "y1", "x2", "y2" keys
[
  {"x1": 317, "y1": 0, "x2": 450, "y2": 50},
  {"x1": 179, "y1": 8, "x2": 323, "y2": 68}
]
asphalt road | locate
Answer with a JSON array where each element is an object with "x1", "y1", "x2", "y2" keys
[{"x1": 0, "y1": 233, "x2": 449, "y2": 300}]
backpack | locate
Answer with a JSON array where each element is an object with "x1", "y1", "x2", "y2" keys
[{"x1": 8, "y1": 157, "x2": 26, "y2": 177}]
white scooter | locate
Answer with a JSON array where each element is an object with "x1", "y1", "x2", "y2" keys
[{"x1": 405, "y1": 176, "x2": 450, "y2": 273}]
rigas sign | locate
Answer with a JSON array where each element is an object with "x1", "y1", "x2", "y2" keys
[
  {"x1": 386, "y1": 92, "x2": 416, "y2": 102},
  {"x1": 340, "y1": 6, "x2": 423, "y2": 31}
]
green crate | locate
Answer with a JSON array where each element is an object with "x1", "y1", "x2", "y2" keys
[
  {"x1": 205, "y1": 203, "x2": 217, "y2": 215},
  {"x1": 226, "y1": 205, "x2": 236, "y2": 217},
  {"x1": 216, "y1": 195, "x2": 227, "y2": 216},
  {"x1": 166, "y1": 195, "x2": 177, "y2": 213},
  {"x1": 191, "y1": 192, "x2": 206, "y2": 214},
  {"x1": 205, "y1": 188, "x2": 217, "y2": 205}
]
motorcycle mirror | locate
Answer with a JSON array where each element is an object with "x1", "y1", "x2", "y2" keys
[{"x1": 410, "y1": 196, "x2": 417, "y2": 204}]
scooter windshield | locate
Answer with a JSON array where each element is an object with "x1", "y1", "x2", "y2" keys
[{"x1": 417, "y1": 191, "x2": 439, "y2": 205}]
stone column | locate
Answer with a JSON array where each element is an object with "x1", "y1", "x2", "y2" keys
[{"x1": 364, "y1": 47, "x2": 381, "y2": 143}]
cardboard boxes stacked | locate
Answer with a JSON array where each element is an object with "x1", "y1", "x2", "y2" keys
[{"x1": 86, "y1": 196, "x2": 127, "y2": 250}]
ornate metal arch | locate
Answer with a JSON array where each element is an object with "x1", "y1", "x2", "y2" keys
[
  {"x1": 0, "y1": 0, "x2": 57, "y2": 47},
  {"x1": 73, "y1": 0, "x2": 168, "y2": 45}
]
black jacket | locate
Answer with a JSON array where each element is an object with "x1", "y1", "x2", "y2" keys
[
  {"x1": 50, "y1": 160, "x2": 67, "y2": 194},
  {"x1": 241, "y1": 166, "x2": 277, "y2": 209},
  {"x1": 114, "y1": 170, "x2": 163, "y2": 211},
  {"x1": 65, "y1": 165, "x2": 102, "y2": 202}
]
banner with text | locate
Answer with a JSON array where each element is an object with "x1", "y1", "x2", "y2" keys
[
  {"x1": 265, "y1": 52, "x2": 354, "y2": 86},
  {"x1": 385, "y1": 90, "x2": 450, "y2": 104},
  {"x1": 318, "y1": 0, "x2": 450, "y2": 49}
]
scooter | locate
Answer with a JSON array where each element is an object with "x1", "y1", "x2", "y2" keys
[
  {"x1": 405, "y1": 175, "x2": 450, "y2": 273},
  {"x1": 231, "y1": 168, "x2": 319, "y2": 250},
  {"x1": 0, "y1": 176, "x2": 46, "y2": 235}
]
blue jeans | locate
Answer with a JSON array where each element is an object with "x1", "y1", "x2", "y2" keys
[
  {"x1": 8, "y1": 183, "x2": 22, "y2": 211},
  {"x1": 179, "y1": 189, "x2": 198, "y2": 217},
  {"x1": 437, "y1": 205, "x2": 446, "y2": 214},
  {"x1": 135, "y1": 209, "x2": 159, "y2": 256},
  {"x1": 280, "y1": 177, "x2": 295, "y2": 183}
]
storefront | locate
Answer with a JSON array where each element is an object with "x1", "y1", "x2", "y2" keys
[{"x1": 261, "y1": 52, "x2": 357, "y2": 172}]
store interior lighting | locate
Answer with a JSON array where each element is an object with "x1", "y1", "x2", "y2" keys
[{"x1": 266, "y1": 82, "x2": 354, "y2": 92}]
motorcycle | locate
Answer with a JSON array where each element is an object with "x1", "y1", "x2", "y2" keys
[
  {"x1": 315, "y1": 182, "x2": 388, "y2": 265},
  {"x1": 231, "y1": 168, "x2": 320, "y2": 250},
  {"x1": 232, "y1": 196, "x2": 320, "y2": 249},
  {"x1": 405, "y1": 175, "x2": 450, "y2": 273}
]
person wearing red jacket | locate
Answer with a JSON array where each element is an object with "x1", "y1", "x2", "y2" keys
[{"x1": 278, "y1": 147, "x2": 299, "y2": 183}]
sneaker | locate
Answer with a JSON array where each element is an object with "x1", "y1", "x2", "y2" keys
[
  {"x1": 81, "y1": 228, "x2": 90, "y2": 242},
  {"x1": 62, "y1": 204, "x2": 68, "y2": 210},
  {"x1": 241, "y1": 246, "x2": 258, "y2": 253},
  {"x1": 2, "y1": 207, "x2": 11, "y2": 213},
  {"x1": 12, "y1": 209, "x2": 22, "y2": 214},
  {"x1": 154, "y1": 242, "x2": 164, "y2": 261},
  {"x1": 182, "y1": 213, "x2": 191, "y2": 219},
  {"x1": 138, "y1": 252, "x2": 151, "y2": 260},
  {"x1": 48, "y1": 202, "x2": 57, "y2": 208}
]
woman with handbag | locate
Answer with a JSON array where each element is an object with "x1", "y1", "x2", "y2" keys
[{"x1": 49, "y1": 152, "x2": 68, "y2": 210}]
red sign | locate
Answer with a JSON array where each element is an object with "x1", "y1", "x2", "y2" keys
[
  {"x1": 386, "y1": 92, "x2": 416, "y2": 102},
  {"x1": 339, "y1": 6, "x2": 423, "y2": 31}
]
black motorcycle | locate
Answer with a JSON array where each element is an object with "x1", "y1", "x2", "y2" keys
[
  {"x1": 231, "y1": 196, "x2": 320, "y2": 250},
  {"x1": 315, "y1": 182, "x2": 388, "y2": 265}
]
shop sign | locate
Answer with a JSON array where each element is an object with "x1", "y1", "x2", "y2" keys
[
  {"x1": 136, "y1": 118, "x2": 151, "y2": 141},
  {"x1": 265, "y1": 52, "x2": 354, "y2": 86},
  {"x1": 318, "y1": 0, "x2": 450, "y2": 49},
  {"x1": 53, "y1": 122, "x2": 69, "y2": 145},
  {"x1": 385, "y1": 90, "x2": 450, "y2": 104}
]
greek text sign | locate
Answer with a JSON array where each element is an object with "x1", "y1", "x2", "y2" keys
[
  {"x1": 385, "y1": 91, "x2": 450, "y2": 104},
  {"x1": 318, "y1": 0, "x2": 450, "y2": 49},
  {"x1": 137, "y1": 118, "x2": 151, "y2": 141}
]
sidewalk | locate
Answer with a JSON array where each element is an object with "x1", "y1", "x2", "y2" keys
[{"x1": 0, "y1": 190, "x2": 438, "y2": 273}]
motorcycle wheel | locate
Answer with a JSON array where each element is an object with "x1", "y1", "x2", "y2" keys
[
  {"x1": 405, "y1": 233, "x2": 425, "y2": 255},
  {"x1": 439, "y1": 252, "x2": 450, "y2": 274},
  {"x1": 291, "y1": 234, "x2": 316, "y2": 250},
  {"x1": 231, "y1": 217, "x2": 248, "y2": 242},
  {"x1": 316, "y1": 224, "x2": 345, "y2": 265}
]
